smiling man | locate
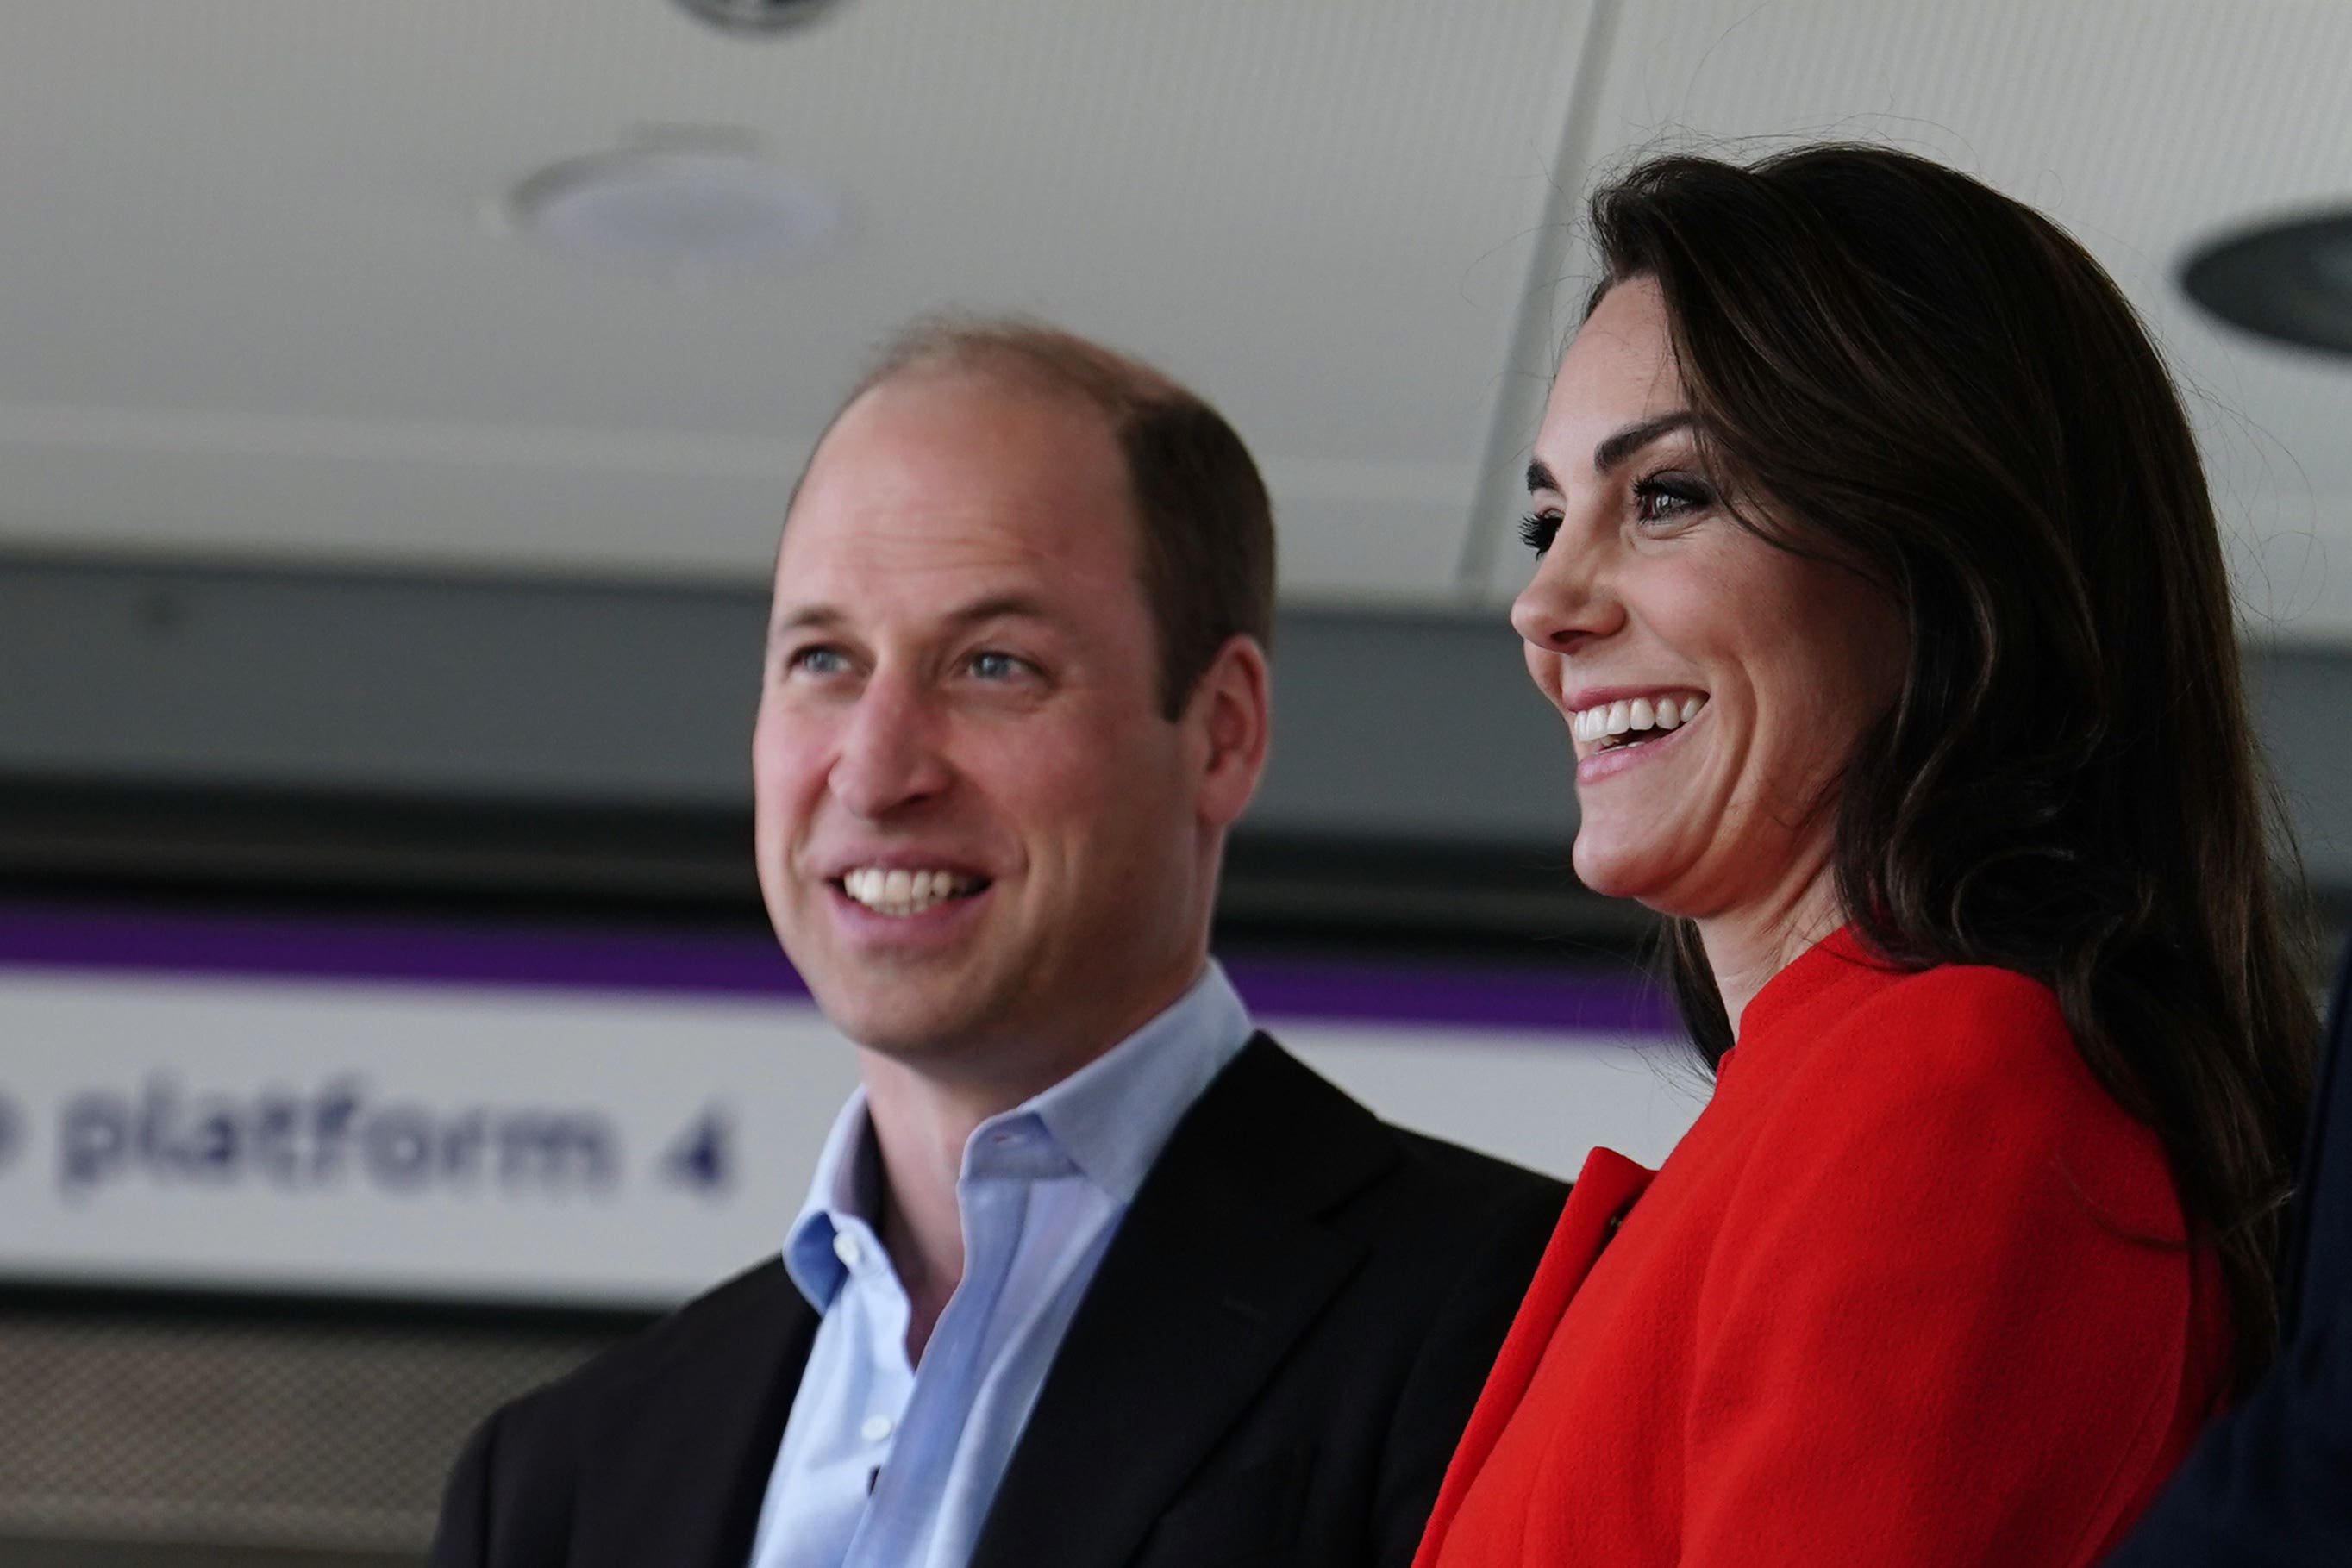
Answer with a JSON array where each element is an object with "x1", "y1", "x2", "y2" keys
[{"x1": 431, "y1": 319, "x2": 1564, "y2": 1568}]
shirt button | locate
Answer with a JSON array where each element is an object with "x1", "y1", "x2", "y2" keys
[
  {"x1": 860, "y1": 1415, "x2": 894, "y2": 1444},
  {"x1": 832, "y1": 1232, "x2": 864, "y2": 1270}
]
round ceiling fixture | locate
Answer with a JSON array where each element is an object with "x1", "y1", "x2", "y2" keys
[
  {"x1": 671, "y1": 0, "x2": 841, "y2": 34},
  {"x1": 505, "y1": 150, "x2": 848, "y2": 282},
  {"x1": 2181, "y1": 208, "x2": 2352, "y2": 356}
]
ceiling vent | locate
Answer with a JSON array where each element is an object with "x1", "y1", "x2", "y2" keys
[
  {"x1": 2182, "y1": 209, "x2": 2352, "y2": 357},
  {"x1": 671, "y1": 0, "x2": 841, "y2": 34}
]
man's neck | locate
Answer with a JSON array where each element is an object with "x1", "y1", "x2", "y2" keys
[
  {"x1": 860, "y1": 1060, "x2": 1014, "y2": 1359},
  {"x1": 854, "y1": 965, "x2": 1206, "y2": 1360}
]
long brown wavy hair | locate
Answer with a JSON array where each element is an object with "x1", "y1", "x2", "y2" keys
[{"x1": 1586, "y1": 145, "x2": 2315, "y2": 1392}]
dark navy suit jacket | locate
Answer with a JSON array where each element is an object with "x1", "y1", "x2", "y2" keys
[
  {"x1": 431, "y1": 1036, "x2": 1565, "y2": 1568},
  {"x1": 2103, "y1": 942, "x2": 2352, "y2": 1564}
]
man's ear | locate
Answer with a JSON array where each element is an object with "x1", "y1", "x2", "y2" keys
[{"x1": 1188, "y1": 634, "x2": 1271, "y2": 829}]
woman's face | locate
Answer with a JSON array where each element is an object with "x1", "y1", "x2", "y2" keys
[{"x1": 1512, "y1": 278, "x2": 1902, "y2": 921}]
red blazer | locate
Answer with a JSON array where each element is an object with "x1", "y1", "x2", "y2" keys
[{"x1": 1414, "y1": 928, "x2": 2225, "y2": 1567}]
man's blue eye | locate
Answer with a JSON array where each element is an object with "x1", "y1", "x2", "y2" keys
[
  {"x1": 790, "y1": 647, "x2": 848, "y2": 675},
  {"x1": 969, "y1": 652, "x2": 1026, "y2": 680}
]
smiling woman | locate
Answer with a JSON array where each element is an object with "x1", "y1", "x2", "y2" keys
[
  {"x1": 1414, "y1": 145, "x2": 2319, "y2": 1568},
  {"x1": 1511, "y1": 276, "x2": 1905, "y2": 978}
]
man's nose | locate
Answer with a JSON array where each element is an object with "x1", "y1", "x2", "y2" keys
[{"x1": 829, "y1": 676, "x2": 952, "y2": 818}]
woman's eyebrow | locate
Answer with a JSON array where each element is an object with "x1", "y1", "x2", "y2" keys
[
  {"x1": 1591, "y1": 411, "x2": 1696, "y2": 474},
  {"x1": 1525, "y1": 411, "x2": 1699, "y2": 498}
]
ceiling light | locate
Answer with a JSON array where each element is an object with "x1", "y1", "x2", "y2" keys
[
  {"x1": 2181, "y1": 208, "x2": 2352, "y2": 356},
  {"x1": 505, "y1": 151, "x2": 848, "y2": 282},
  {"x1": 672, "y1": 0, "x2": 842, "y2": 34}
]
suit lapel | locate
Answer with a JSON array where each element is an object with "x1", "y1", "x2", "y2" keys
[
  {"x1": 574, "y1": 1260, "x2": 819, "y2": 1568},
  {"x1": 970, "y1": 1037, "x2": 1397, "y2": 1568}
]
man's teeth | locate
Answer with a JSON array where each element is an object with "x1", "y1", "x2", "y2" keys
[
  {"x1": 841, "y1": 867, "x2": 979, "y2": 915},
  {"x1": 1571, "y1": 693, "x2": 1706, "y2": 747}
]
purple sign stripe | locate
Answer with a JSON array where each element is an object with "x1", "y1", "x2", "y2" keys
[
  {"x1": 1218, "y1": 955, "x2": 1673, "y2": 1035},
  {"x1": 0, "y1": 905, "x2": 807, "y2": 997},
  {"x1": 0, "y1": 903, "x2": 1675, "y2": 1036}
]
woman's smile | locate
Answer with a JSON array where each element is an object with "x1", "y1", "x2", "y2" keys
[{"x1": 1572, "y1": 693, "x2": 1707, "y2": 784}]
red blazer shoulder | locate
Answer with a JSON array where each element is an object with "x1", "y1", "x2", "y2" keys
[
  {"x1": 1744, "y1": 956, "x2": 2185, "y2": 1238},
  {"x1": 1417, "y1": 940, "x2": 2222, "y2": 1568}
]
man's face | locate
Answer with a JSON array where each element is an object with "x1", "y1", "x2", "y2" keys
[{"x1": 755, "y1": 372, "x2": 1218, "y2": 1085}]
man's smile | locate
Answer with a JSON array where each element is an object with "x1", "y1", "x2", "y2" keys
[{"x1": 834, "y1": 866, "x2": 992, "y2": 916}]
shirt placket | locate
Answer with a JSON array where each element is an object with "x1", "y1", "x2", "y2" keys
[
  {"x1": 842, "y1": 1153, "x2": 1032, "y2": 1568},
  {"x1": 842, "y1": 1221, "x2": 916, "y2": 1511}
]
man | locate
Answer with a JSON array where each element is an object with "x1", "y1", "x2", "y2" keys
[
  {"x1": 432, "y1": 319, "x2": 1565, "y2": 1568},
  {"x1": 2101, "y1": 938, "x2": 2352, "y2": 1565}
]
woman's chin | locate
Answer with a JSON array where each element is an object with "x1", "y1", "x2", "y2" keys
[
  {"x1": 1570, "y1": 840, "x2": 1661, "y2": 903},
  {"x1": 1572, "y1": 828, "x2": 1711, "y2": 915}
]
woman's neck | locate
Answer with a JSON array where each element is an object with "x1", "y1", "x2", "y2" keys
[{"x1": 1696, "y1": 859, "x2": 1848, "y2": 1040}]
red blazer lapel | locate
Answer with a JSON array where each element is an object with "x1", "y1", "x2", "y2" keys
[{"x1": 1412, "y1": 1146, "x2": 1653, "y2": 1567}]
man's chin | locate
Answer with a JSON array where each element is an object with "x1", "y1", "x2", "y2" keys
[{"x1": 811, "y1": 978, "x2": 998, "y2": 1063}]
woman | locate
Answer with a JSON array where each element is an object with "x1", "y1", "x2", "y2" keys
[{"x1": 1413, "y1": 146, "x2": 2316, "y2": 1565}]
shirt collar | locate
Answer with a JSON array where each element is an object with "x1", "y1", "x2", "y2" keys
[
  {"x1": 780, "y1": 960, "x2": 1254, "y2": 1309},
  {"x1": 782, "y1": 1087, "x2": 887, "y2": 1310},
  {"x1": 1008, "y1": 959, "x2": 1254, "y2": 1203}
]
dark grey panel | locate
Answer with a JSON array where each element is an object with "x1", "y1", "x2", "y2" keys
[
  {"x1": 0, "y1": 556, "x2": 1572, "y2": 849},
  {"x1": 2248, "y1": 647, "x2": 2352, "y2": 890},
  {"x1": 5, "y1": 553, "x2": 2347, "y2": 892},
  {"x1": 0, "y1": 559, "x2": 760, "y2": 808},
  {"x1": 1252, "y1": 610, "x2": 1571, "y2": 844}
]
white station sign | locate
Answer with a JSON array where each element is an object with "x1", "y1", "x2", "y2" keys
[{"x1": 0, "y1": 962, "x2": 1698, "y2": 1308}]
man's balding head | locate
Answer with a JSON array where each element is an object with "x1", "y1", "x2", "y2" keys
[{"x1": 797, "y1": 317, "x2": 1274, "y2": 720}]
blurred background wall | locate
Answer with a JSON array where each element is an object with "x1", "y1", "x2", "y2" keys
[{"x1": 4, "y1": 2, "x2": 2351, "y2": 1563}]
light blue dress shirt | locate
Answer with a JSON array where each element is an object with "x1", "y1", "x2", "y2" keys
[{"x1": 745, "y1": 962, "x2": 1255, "y2": 1568}]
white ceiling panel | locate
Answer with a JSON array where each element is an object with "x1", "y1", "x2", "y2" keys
[
  {"x1": 1467, "y1": 0, "x2": 2352, "y2": 644},
  {"x1": 0, "y1": 0, "x2": 1598, "y2": 600},
  {"x1": 5, "y1": 2, "x2": 2350, "y2": 640}
]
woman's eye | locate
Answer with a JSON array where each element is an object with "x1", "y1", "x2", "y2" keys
[
  {"x1": 1631, "y1": 472, "x2": 1715, "y2": 525},
  {"x1": 1518, "y1": 511, "x2": 1563, "y2": 555}
]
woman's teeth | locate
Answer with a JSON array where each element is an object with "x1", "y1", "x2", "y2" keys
[
  {"x1": 841, "y1": 867, "x2": 980, "y2": 915},
  {"x1": 1571, "y1": 693, "x2": 1705, "y2": 747}
]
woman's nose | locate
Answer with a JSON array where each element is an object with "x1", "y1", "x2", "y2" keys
[{"x1": 1510, "y1": 529, "x2": 1621, "y2": 653}]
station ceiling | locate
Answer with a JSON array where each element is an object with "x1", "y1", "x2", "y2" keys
[{"x1": 1, "y1": 1, "x2": 2346, "y2": 638}]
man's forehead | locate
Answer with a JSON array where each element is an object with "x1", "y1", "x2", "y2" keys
[
  {"x1": 770, "y1": 580, "x2": 1059, "y2": 638},
  {"x1": 773, "y1": 523, "x2": 1073, "y2": 609},
  {"x1": 805, "y1": 375, "x2": 1119, "y2": 506},
  {"x1": 765, "y1": 548, "x2": 1152, "y2": 666},
  {"x1": 776, "y1": 475, "x2": 1124, "y2": 591},
  {"x1": 815, "y1": 366, "x2": 1117, "y2": 481},
  {"x1": 777, "y1": 371, "x2": 1144, "y2": 602}
]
